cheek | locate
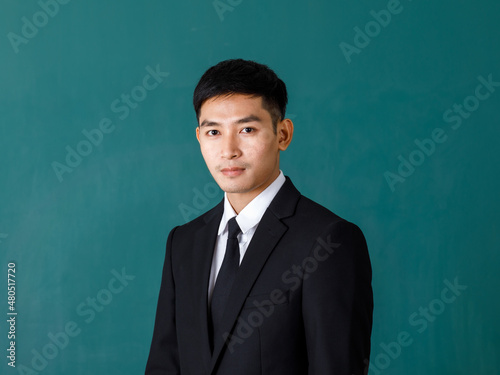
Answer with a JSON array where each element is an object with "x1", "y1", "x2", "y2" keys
[
  {"x1": 246, "y1": 135, "x2": 273, "y2": 154},
  {"x1": 200, "y1": 145, "x2": 216, "y2": 167},
  {"x1": 247, "y1": 141, "x2": 276, "y2": 164}
]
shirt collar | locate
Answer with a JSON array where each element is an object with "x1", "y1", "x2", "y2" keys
[{"x1": 218, "y1": 171, "x2": 286, "y2": 235}]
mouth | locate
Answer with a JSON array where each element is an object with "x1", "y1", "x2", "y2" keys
[{"x1": 220, "y1": 167, "x2": 246, "y2": 177}]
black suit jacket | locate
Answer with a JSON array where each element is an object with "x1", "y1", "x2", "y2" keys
[{"x1": 146, "y1": 177, "x2": 373, "y2": 375}]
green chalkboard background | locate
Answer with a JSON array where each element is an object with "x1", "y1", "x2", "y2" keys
[{"x1": 1, "y1": 0, "x2": 499, "y2": 374}]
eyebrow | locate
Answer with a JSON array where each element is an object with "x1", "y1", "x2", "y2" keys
[{"x1": 199, "y1": 114, "x2": 262, "y2": 127}]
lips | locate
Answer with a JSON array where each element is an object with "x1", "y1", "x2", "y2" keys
[{"x1": 220, "y1": 167, "x2": 245, "y2": 177}]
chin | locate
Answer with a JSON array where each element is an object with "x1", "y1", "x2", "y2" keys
[
  {"x1": 220, "y1": 185, "x2": 250, "y2": 194},
  {"x1": 218, "y1": 181, "x2": 253, "y2": 194}
]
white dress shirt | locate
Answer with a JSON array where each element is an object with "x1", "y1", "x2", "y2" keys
[{"x1": 208, "y1": 171, "x2": 286, "y2": 301}]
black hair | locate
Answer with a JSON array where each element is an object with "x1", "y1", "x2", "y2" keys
[{"x1": 193, "y1": 59, "x2": 287, "y2": 132}]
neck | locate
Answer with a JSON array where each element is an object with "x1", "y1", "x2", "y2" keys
[{"x1": 226, "y1": 170, "x2": 280, "y2": 214}]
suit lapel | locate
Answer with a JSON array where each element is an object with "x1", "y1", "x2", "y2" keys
[
  {"x1": 190, "y1": 200, "x2": 224, "y2": 371},
  {"x1": 209, "y1": 177, "x2": 301, "y2": 372}
]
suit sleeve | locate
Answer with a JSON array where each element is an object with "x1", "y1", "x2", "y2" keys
[
  {"x1": 302, "y1": 220, "x2": 373, "y2": 375},
  {"x1": 145, "y1": 227, "x2": 180, "y2": 375}
]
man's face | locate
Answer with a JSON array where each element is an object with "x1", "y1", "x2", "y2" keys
[{"x1": 196, "y1": 94, "x2": 291, "y2": 204}]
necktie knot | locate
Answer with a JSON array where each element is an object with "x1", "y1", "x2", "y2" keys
[{"x1": 227, "y1": 217, "x2": 241, "y2": 239}]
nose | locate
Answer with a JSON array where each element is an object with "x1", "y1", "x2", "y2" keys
[{"x1": 220, "y1": 132, "x2": 241, "y2": 159}]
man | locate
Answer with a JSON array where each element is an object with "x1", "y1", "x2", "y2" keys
[{"x1": 145, "y1": 59, "x2": 373, "y2": 375}]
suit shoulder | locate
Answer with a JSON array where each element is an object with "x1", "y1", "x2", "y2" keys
[
  {"x1": 295, "y1": 195, "x2": 364, "y2": 233},
  {"x1": 171, "y1": 200, "x2": 222, "y2": 234},
  {"x1": 296, "y1": 195, "x2": 343, "y2": 222}
]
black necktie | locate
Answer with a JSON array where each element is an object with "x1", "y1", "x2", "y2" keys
[{"x1": 210, "y1": 217, "x2": 241, "y2": 347}]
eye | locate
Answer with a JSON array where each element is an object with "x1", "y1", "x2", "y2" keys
[
  {"x1": 241, "y1": 127, "x2": 254, "y2": 133},
  {"x1": 206, "y1": 129, "x2": 219, "y2": 136}
]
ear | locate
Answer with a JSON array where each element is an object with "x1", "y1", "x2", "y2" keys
[
  {"x1": 277, "y1": 119, "x2": 294, "y2": 151},
  {"x1": 196, "y1": 126, "x2": 201, "y2": 143}
]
